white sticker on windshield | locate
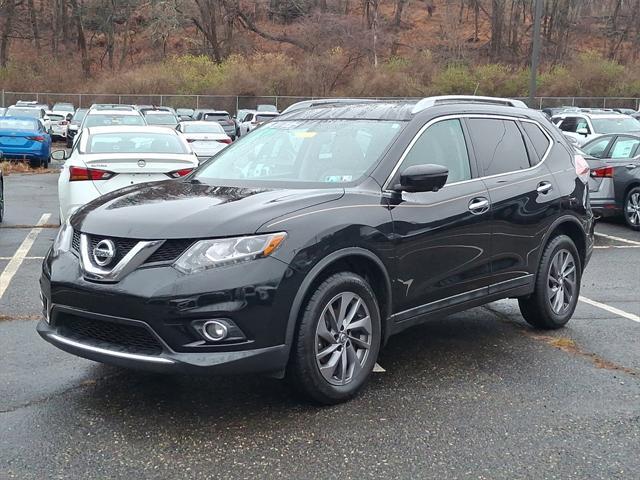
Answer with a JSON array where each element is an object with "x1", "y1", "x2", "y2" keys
[{"x1": 324, "y1": 175, "x2": 353, "y2": 182}]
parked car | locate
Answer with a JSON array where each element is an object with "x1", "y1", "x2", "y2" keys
[
  {"x1": 193, "y1": 110, "x2": 236, "y2": 140},
  {"x1": 15, "y1": 100, "x2": 49, "y2": 110},
  {"x1": 612, "y1": 108, "x2": 637, "y2": 115},
  {"x1": 580, "y1": 133, "x2": 640, "y2": 230},
  {"x1": 54, "y1": 126, "x2": 198, "y2": 222},
  {"x1": 39, "y1": 96, "x2": 594, "y2": 404},
  {"x1": 47, "y1": 111, "x2": 71, "y2": 140},
  {"x1": 79, "y1": 108, "x2": 146, "y2": 132},
  {"x1": 6, "y1": 106, "x2": 52, "y2": 133},
  {"x1": 138, "y1": 106, "x2": 177, "y2": 116},
  {"x1": 176, "y1": 108, "x2": 194, "y2": 121},
  {"x1": 176, "y1": 120, "x2": 231, "y2": 160},
  {"x1": 66, "y1": 108, "x2": 88, "y2": 148},
  {"x1": 143, "y1": 110, "x2": 180, "y2": 128},
  {"x1": 551, "y1": 111, "x2": 640, "y2": 146},
  {"x1": 0, "y1": 116, "x2": 52, "y2": 167},
  {"x1": 52, "y1": 103, "x2": 76, "y2": 114},
  {"x1": 238, "y1": 111, "x2": 279, "y2": 136},
  {"x1": 0, "y1": 107, "x2": 6, "y2": 116}
]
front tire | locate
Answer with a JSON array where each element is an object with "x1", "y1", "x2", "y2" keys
[
  {"x1": 519, "y1": 234, "x2": 581, "y2": 329},
  {"x1": 288, "y1": 272, "x2": 381, "y2": 404},
  {"x1": 624, "y1": 186, "x2": 640, "y2": 231}
]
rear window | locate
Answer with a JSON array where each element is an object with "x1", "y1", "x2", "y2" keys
[
  {"x1": 203, "y1": 113, "x2": 230, "y2": 121},
  {"x1": 0, "y1": 118, "x2": 39, "y2": 130},
  {"x1": 467, "y1": 118, "x2": 531, "y2": 175},
  {"x1": 144, "y1": 113, "x2": 178, "y2": 125},
  {"x1": 256, "y1": 114, "x2": 278, "y2": 123},
  {"x1": 72, "y1": 109, "x2": 88, "y2": 121},
  {"x1": 84, "y1": 114, "x2": 146, "y2": 127},
  {"x1": 521, "y1": 122, "x2": 551, "y2": 163},
  {"x1": 6, "y1": 108, "x2": 40, "y2": 119},
  {"x1": 183, "y1": 123, "x2": 225, "y2": 133},
  {"x1": 87, "y1": 132, "x2": 187, "y2": 154},
  {"x1": 48, "y1": 114, "x2": 65, "y2": 121}
]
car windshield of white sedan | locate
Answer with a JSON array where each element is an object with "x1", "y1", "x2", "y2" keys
[
  {"x1": 145, "y1": 114, "x2": 178, "y2": 125},
  {"x1": 84, "y1": 114, "x2": 146, "y2": 127},
  {"x1": 0, "y1": 118, "x2": 39, "y2": 130},
  {"x1": 195, "y1": 120, "x2": 403, "y2": 185},
  {"x1": 183, "y1": 123, "x2": 225, "y2": 133},
  {"x1": 86, "y1": 133, "x2": 188, "y2": 154},
  {"x1": 591, "y1": 117, "x2": 640, "y2": 134}
]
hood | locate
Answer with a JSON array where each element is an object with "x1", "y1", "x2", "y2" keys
[{"x1": 71, "y1": 179, "x2": 344, "y2": 239}]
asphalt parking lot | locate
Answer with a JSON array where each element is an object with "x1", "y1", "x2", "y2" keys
[{"x1": 1, "y1": 166, "x2": 639, "y2": 479}]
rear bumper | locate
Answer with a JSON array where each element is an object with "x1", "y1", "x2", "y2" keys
[{"x1": 590, "y1": 198, "x2": 621, "y2": 218}]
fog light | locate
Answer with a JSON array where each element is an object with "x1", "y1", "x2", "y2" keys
[{"x1": 202, "y1": 320, "x2": 228, "y2": 342}]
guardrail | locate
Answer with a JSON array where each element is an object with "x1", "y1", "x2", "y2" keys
[{"x1": 1, "y1": 90, "x2": 639, "y2": 111}]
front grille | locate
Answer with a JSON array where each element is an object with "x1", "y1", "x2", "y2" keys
[
  {"x1": 87, "y1": 235, "x2": 139, "y2": 265},
  {"x1": 57, "y1": 313, "x2": 163, "y2": 355},
  {"x1": 145, "y1": 239, "x2": 193, "y2": 264}
]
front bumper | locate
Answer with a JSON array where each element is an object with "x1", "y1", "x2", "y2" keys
[{"x1": 39, "y1": 250, "x2": 298, "y2": 375}]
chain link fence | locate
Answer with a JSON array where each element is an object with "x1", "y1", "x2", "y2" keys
[{"x1": 2, "y1": 91, "x2": 639, "y2": 112}]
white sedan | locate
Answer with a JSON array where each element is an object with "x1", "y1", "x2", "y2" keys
[
  {"x1": 54, "y1": 126, "x2": 199, "y2": 222},
  {"x1": 175, "y1": 121, "x2": 231, "y2": 161}
]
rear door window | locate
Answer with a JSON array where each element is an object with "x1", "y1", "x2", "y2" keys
[{"x1": 467, "y1": 118, "x2": 530, "y2": 176}]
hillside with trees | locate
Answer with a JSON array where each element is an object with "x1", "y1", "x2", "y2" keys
[{"x1": 2, "y1": 0, "x2": 640, "y2": 98}]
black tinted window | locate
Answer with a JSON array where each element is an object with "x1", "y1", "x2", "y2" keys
[
  {"x1": 400, "y1": 119, "x2": 471, "y2": 184},
  {"x1": 467, "y1": 119, "x2": 530, "y2": 176},
  {"x1": 521, "y1": 122, "x2": 550, "y2": 163}
]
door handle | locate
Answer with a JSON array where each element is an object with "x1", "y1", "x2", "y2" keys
[
  {"x1": 537, "y1": 182, "x2": 553, "y2": 194},
  {"x1": 468, "y1": 197, "x2": 490, "y2": 214}
]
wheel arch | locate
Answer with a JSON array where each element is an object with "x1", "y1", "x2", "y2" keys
[
  {"x1": 540, "y1": 216, "x2": 588, "y2": 274},
  {"x1": 284, "y1": 248, "x2": 393, "y2": 359}
]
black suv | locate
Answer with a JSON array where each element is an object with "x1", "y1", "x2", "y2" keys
[{"x1": 39, "y1": 96, "x2": 594, "y2": 404}]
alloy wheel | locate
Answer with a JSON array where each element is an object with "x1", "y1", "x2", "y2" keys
[
  {"x1": 626, "y1": 191, "x2": 640, "y2": 227},
  {"x1": 547, "y1": 249, "x2": 577, "y2": 315},
  {"x1": 315, "y1": 292, "x2": 372, "y2": 386}
]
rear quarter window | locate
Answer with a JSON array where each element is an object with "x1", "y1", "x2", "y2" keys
[{"x1": 521, "y1": 122, "x2": 551, "y2": 164}]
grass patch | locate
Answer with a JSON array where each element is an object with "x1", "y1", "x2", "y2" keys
[{"x1": 0, "y1": 161, "x2": 50, "y2": 175}]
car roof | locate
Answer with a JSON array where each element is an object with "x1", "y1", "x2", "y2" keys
[
  {"x1": 85, "y1": 125, "x2": 180, "y2": 135},
  {"x1": 87, "y1": 109, "x2": 143, "y2": 116}
]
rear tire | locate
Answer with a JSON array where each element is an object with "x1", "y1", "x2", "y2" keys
[
  {"x1": 624, "y1": 186, "x2": 640, "y2": 231},
  {"x1": 288, "y1": 272, "x2": 381, "y2": 404},
  {"x1": 519, "y1": 234, "x2": 581, "y2": 329}
]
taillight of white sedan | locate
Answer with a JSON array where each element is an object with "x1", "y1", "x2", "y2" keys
[{"x1": 54, "y1": 125, "x2": 199, "y2": 223}]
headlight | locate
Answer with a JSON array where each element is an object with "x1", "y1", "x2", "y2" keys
[
  {"x1": 52, "y1": 219, "x2": 73, "y2": 255},
  {"x1": 173, "y1": 232, "x2": 287, "y2": 274}
]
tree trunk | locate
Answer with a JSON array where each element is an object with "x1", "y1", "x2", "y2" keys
[
  {"x1": 490, "y1": 0, "x2": 505, "y2": 58},
  {"x1": 394, "y1": 0, "x2": 406, "y2": 27},
  {"x1": 69, "y1": 0, "x2": 90, "y2": 77},
  {"x1": 0, "y1": 0, "x2": 17, "y2": 67},
  {"x1": 27, "y1": 0, "x2": 40, "y2": 49}
]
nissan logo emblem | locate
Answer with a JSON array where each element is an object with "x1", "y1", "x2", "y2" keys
[
  {"x1": 92, "y1": 239, "x2": 116, "y2": 267},
  {"x1": 137, "y1": 159, "x2": 146, "y2": 168}
]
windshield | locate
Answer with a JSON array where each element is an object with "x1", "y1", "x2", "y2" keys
[
  {"x1": 53, "y1": 104, "x2": 74, "y2": 111},
  {"x1": 195, "y1": 119, "x2": 403, "y2": 187},
  {"x1": 183, "y1": 123, "x2": 224, "y2": 133},
  {"x1": 84, "y1": 114, "x2": 146, "y2": 127},
  {"x1": 0, "y1": 118, "x2": 39, "y2": 130},
  {"x1": 48, "y1": 114, "x2": 65, "y2": 121},
  {"x1": 145, "y1": 114, "x2": 178, "y2": 125},
  {"x1": 6, "y1": 108, "x2": 40, "y2": 119},
  {"x1": 591, "y1": 117, "x2": 640, "y2": 134},
  {"x1": 86, "y1": 132, "x2": 187, "y2": 154},
  {"x1": 203, "y1": 113, "x2": 230, "y2": 121}
]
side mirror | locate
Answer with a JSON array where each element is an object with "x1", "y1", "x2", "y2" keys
[
  {"x1": 576, "y1": 127, "x2": 589, "y2": 136},
  {"x1": 51, "y1": 150, "x2": 68, "y2": 161},
  {"x1": 394, "y1": 164, "x2": 449, "y2": 193}
]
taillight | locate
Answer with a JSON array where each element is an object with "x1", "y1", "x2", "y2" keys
[
  {"x1": 590, "y1": 166, "x2": 614, "y2": 178},
  {"x1": 69, "y1": 166, "x2": 116, "y2": 181},
  {"x1": 27, "y1": 136, "x2": 45, "y2": 142},
  {"x1": 574, "y1": 154, "x2": 590, "y2": 183},
  {"x1": 217, "y1": 138, "x2": 232, "y2": 144},
  {"x1": 167, "y1": 168, "x2": 194, "y2": 178},
  {"x1": 60, "y1": 121, "x2": 68, "y2": 125}
]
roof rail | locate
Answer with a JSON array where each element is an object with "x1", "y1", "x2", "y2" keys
[{"x1": 412, "y1": 95, "x2": 528, "y2": 114}]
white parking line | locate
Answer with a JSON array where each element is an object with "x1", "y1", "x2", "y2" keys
[
  {"x1": 593, "y1": 245, "x2": 640, "y2": 249},
  {"x1": 0, "y1": 213, "x2": 51, "y2": 300},
  {"x1": 579, "y1": 296, "x2": 640, "y2": 324},
  {"x1": 594, "y1": 232, "x2": 640, "y2": 246},
  {"x1": 0, "y1": 256, "x2": 45, "y2": 260}
]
